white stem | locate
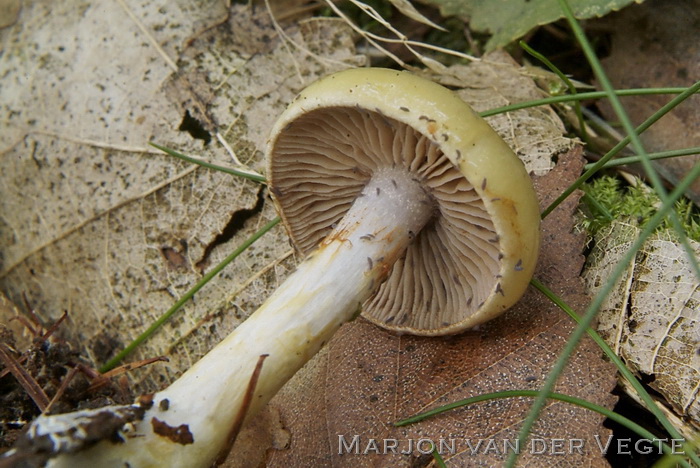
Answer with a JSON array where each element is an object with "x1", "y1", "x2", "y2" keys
[{"x1": 24, "y1": 168, "x2": 434, "y2": 468}]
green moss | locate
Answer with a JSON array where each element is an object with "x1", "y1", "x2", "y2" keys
[{"x1": 581, "y1": 175, "x2": 700, "y2": 242}]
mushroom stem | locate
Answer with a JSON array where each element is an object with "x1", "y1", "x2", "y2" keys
[{"x1": 19, "y1": 168, "x2": 434, "y2": 467}]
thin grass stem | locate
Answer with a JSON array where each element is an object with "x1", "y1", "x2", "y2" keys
[
  {"x1": 432, "y1": 446, "x2": 447, "y2": 468},
  {"x1": 395, "y1": 389, "x2": 691, "y2": 467},
  {"x1": 531, "y1": 278, "x2": 697, "y2": 465},
  {"x1": 511, "y1": 1, "x2": 700, "y2": 462},
  {"x1": 150, "y1": 142, "x2": 267, "y2": 183},
  {"x1": 540, "y1": 82, "x2": 700, "y2": 219},
  {"x1": 99, "y1": 216, "x2": 281, "y2": 372},
  {"x1": 479, "y1": 88, "x2": 691, "y2": 118},
  {"x1": 558, "y1": 0, "x2": 700, "y2": 280},
  {"x1": 581, "y1": 192, "x2": 613, "y2": 221},
  {"x1": 519, "y1": 41, "x2": 588, "y2": 142},
  {"x1": 584, "y1": 147, "x2": 700, "y2": 170}
]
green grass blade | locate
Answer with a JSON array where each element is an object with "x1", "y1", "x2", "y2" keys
[
  {"x1": 520, "y1": 40, "x2": 588, "y2": 142},
  {"x1": 395, "y1": 389, "x2": 691, "y2": 467},
  {"x1": 581, "y1": 191, "x2": 613, "y2": 222},
  {"x1": 432, "y1": 446, "x2": 447, "y2": 468},
  {"x1": 99, "y1": 216, "x2": 280, "y2": 372},
  {"x1": 584, "y1": 147, "x2": 700, "y2": 170},
  {"x1": 395, "y1": 391, "x2": 610, "y2": 427},
  {"x1": 149, "y1": 142, "x2": 267, "y2": 183},
  {"x1": 479, "y1": 88, "x2": 690, "y2": 118}
]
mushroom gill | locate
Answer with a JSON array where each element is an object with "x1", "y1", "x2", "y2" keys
[{"x1": 270, "y1": 106, "x2": 501, "y2": 333}]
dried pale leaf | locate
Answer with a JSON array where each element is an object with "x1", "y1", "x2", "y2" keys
[
  {"x1": 585, "y1": 221, "x2": 700, "y2": 430},
  {"x1": 0, "y1": 0, "x2": 20, "y2": 29},
  {"x1": 0, "y1": 3, "x2": 364, "y2": 392},
  {"x1": 387, "y1": 0, "x2": 447, "y2": 31},
  {"x1": 231, "y1": 147, "x2": 618, "y2": 466},
  {"x1": 427, "y1": 51, "x2": 577, "y2": 176},
  {"x1": 0, "y1": 0, "x2": 228, "y2": 274}
]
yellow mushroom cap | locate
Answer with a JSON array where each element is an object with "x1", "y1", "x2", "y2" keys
[{"x1": 267, "y1": 68, "x2": 540, "y2": 335}]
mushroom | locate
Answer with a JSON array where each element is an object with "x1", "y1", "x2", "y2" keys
[
  {"x1": 270, "y1": 67, "x2": 540, "y2": 334},
  {"x1": 6, "y1": 68, "x2": 539, "y2": 467}
]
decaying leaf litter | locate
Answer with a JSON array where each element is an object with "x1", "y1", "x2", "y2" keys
[{"x1": 0, "y1": 0, "x2": 698, "y2": 466}]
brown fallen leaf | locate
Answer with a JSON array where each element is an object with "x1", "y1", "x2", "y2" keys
[
  {"x1": 595, "y1": 0, "x2": 700, "y2": 205},
  {"x1": 230, "y1": 146, "x2": 618, "y2": 467}
]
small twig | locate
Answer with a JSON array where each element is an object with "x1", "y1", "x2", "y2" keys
[
  {"x1": 1, "y1": 309, "x2": 69, "y2": 380},
  {"x1": 21, "y1": 292, "x2": 43, "y2": 337},
  {"x1": 214, "y1": 354, "x2": 269, "y2": 466},
  {"x1": 39, "y1": 310, "x2": 68, "y2": 342},
  {"x1": 83, "y1": 356, "x2": 169, "y2": 393},
  {"x1": 0, "y1": 354, "x2": 27, "y2": 379},
  {"x1": 100, "y1": 356, "x2": 170, "y2": 380},
  {"x1": 8, "y1": 316, "x2": 38, "y2": 339},
  {"x1": 44, "y1": 365, "x2": 80, "y2": 414},
  {"x1": 0, "y1": 344, "x2": 50, "y2": 412}
]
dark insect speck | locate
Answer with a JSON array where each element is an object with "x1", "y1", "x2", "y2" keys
[{"x1": 495, "y1": 283, "x2": 504, "y2": 296}]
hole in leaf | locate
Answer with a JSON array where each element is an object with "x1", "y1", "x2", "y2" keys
[
  {"x1": 178, "y1": 110, "x2": 211, "y2": 145},
  {"x1": 196, "y1": 186, "x2": 266, "y2": 271},
  {"x1": 638, "y1": 371, "x2": 656, "y2": 385},
  {"x1": 602, "y1": 388, "x2": 665, "y2": 468}
]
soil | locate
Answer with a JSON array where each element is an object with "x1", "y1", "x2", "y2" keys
[{"x1": 0, "y1": 319, "x2": 134, "y2": 454}]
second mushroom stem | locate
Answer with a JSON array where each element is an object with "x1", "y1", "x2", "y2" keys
[{"x1": 39, "y1": 168, "x2": 436, "y2": 467}]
